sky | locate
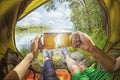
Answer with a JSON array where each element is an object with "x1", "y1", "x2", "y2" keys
[
  {"x1": 17, "y1": 2, "x2": 74, "y2": 30},
  {"x1": 15, "y1": 2, "x2": 75, "y2": 50}
]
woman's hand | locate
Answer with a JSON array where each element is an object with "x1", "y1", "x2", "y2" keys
[{"x1": 30, "y1": 35, "x2": 43, "y2": 58}]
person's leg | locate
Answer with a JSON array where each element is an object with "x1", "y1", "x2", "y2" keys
[
  {"x1": 44, "y1": 60, "x2": 59, "y2": 80},
  {"x1": 65, "y1": 55, "x2": 85, "y2": 74},
  {"x1": 39, "y1": 50, "x2": 59, "y2": 80},
  {"x1": 61, "y1": 48, "x2": 86, "y2": 75},
  {"x1": 61, "y1": 48, "x2": 90, "y2": 80}
]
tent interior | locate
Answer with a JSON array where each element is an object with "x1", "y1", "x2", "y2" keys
[{"x1": 0, "y1": 0, "x2": 120, "y2": 80}]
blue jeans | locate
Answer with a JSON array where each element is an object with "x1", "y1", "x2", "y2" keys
[{"x1": 39, "y1": 60, "x2": 59, "y2": 80}]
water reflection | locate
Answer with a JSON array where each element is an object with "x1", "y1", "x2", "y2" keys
[{"x1": 15, "y1": 32, "x2": 40, "y2": 51}]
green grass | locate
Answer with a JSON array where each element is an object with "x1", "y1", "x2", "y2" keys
[
  {"x1": 20, "y1": 47, "x2": 29, "y2": 57},
  {"x1": 15, "y1": 26, "x2": 48, "y2": 34},
  {"x1": 91, "y1": 28, "x2": 107, "y2": 49}
]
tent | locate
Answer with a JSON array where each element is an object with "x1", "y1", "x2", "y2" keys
[
  {"x1": 0, "y1": 0, "x2": 120, "y2": 80},
  {"x1": 98, "y1": 0, "x2": 120, "y2": 80},
  {"x1": 0, "y1": 0, "x2": 49, "y2": 59}
]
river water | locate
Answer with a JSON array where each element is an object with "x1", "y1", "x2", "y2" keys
[{"x1": 15, "y1": 32, "x2": 40, "y2": 52}]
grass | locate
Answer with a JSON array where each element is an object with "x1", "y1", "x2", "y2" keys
[
  {"x1": 91, "y1": 28, "x2": 107, "y2": 49},
  {"x1": 15, "y1": 26, "x2": 48, "y2": 34}
]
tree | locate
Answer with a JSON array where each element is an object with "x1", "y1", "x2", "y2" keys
[
  {"x1": 43, "y1": 0, "x2": 107, "y2": 67},
  {"x1": 70, "y1": 0, "x2": 102, "y2": 32}
]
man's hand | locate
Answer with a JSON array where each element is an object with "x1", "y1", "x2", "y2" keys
[
  {"x1": 72, "y1": 31, "x2": 95, "y2": 52},
  {"x1": 30, "y1": 35, "x2": 43, "y2": 58}
]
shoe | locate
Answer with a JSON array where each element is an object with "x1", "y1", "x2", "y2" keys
[
  {"x1": 48, "y1": 50, "x2": 53, "y2": 60},
  {"x1": 43, "y1": 49, "x2": 53, "y2": 61},
  {"x1": 43, "y1": 49, "x2": 49, "y2": 57},
  {"x1": 61, "y1": 47, "x2": 69, "y2": 63}
]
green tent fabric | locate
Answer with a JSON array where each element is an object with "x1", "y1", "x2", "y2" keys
[
  {"x1": 98, "y1": 0, "x2": 120, "y2": 58},
  {"x1": 0, "y1": 0, "x2": 49, "y2": 59},
  {"x1": 98, "y1": 0, "x2": 120, "y2": 80},
  {"x1": 19, "y1": 0, "x2": 50, "y2": 20}
]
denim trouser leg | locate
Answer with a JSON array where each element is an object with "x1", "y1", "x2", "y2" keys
[{"x1": 39, "y1": 60, "x2": 59, "y2": 80}]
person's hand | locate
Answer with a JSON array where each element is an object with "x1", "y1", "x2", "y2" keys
[
  {"x1": 72, "y1": 31, "x2": 95, "y2": 52},
  {"x1": 30, "y1": 35, "x2": 43, "y2": 58}
]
